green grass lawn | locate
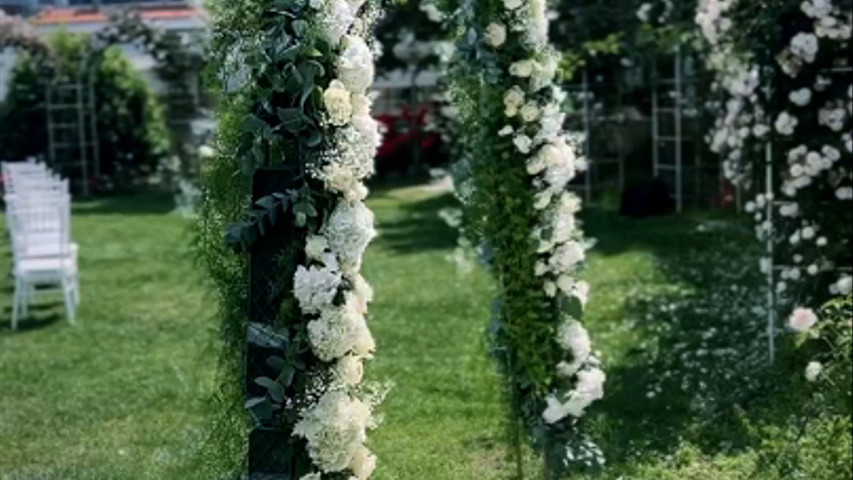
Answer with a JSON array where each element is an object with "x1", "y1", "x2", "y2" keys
[{"x1": 1, "y1": 185, "x2": 849, "y2": 479}]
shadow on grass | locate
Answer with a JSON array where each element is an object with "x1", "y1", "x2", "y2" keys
[
  {"x1": 376, "y1": 193, "x2": 459, "y2": 254},
  {"x1": 582, "y1": 206, "x2": 783, "y2": 472},
  {"x1": 72, "y1": 191, "x2": 175, "y2": 216},
  {"x1": 580, "y1": 206, "x2": 752, "y2": 258},
  {"x1": 0, "y1": 305, "x2": 64, "y2": 332}
]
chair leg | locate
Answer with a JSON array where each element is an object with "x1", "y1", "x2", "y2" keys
[
  {"x1": 22, "y1": 285, "x2": 32, "y2": 318},
  {"x1": 63, "y1": 281, "x2": 76, "y2": 325},
  {"x1": 12, "y1": 277, "x2": 21, "y2": 331},
  {"x1": 73, "y1": 275, "x2": 80, "y2": 307}
]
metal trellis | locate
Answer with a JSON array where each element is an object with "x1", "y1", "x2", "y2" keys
[
  {"x1": 761, "y1": 65, "x2": 853, "y2": 364},
  {"x1": 567, "y1": 68, "x2": 626, "y2": 205},
  {"x1": 46, "y1": 65, "x2": 99, "y2": 195},
  {"x1": 652, "y1": 46, "x2": 706, "y2": 212}
]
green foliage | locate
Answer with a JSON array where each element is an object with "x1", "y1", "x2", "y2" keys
[
  {"x1": 0, "y1": 31, "x2": 169, "y2": 188},
  {"x1": 224, "y1": 188, "x2": 318, "y2": 252}
]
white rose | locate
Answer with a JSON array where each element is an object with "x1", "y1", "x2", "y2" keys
[
  {"x1": 837, "y1": 275, "x2": 853, "y2": 295},
  {"x1": 498, "y1": 125, "x2": 515, "y2": 136},
  {"x1": 485, "y1": 22, "x2": 507, "y2": 47},
  {"x1": 513, "y1": 135, "x2": 533, "y2": 154},
  {"x1": 503, "y1": 0, "x2": 523, "y2": 10},
  {"x1": 533, "y1": 190, "x2": 553, "y2": 210},
  {"x1": 804, "y1": 361, "x2": 822, "y2": 382},
  {"x1": 504, "y1": 86, "x2": 525, "y2": 109},
  {"x1": 788, "y1": 307, "x2": 818, "y2": 332},
  {"x1": 543, "y1": 280, "x2": 557, "y2": 297},
  {"x1": 520, "y1": 102, "x2": 540, "y2": 122},
  {"x1": 349, "y1": 445, "x2": 377, "y2": 480},
  {"x1": 509, "y1": 60, "x2": 535, "y2": 78},
  {"x1": 324, "y1": 80, "x2": 353, "y2": 126},
  {"x1": 338, "y1": 35, "x2": 375, "y2": 93}
]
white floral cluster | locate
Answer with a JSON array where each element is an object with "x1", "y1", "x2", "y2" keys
[
  {"x1": 312, "y1": 1, "x2": 382, "y2": 203},
  {"x1": 294, "y1": 389, "x2": 380, "y2": 479},
  {"x1": 486, "y1": 0, "x2": 604, "y2": 428},
  {"x1": 291, "y1": 1, "x2": 383, "y2": 478},
  {"x1": 699, "y1": 0, "x2": 853, "y2": 314},
  {"x1": 695, "y1": 0, "x2": 735, "y2": 46}
]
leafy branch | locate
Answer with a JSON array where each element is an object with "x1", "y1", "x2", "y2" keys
[{"x1": 224, "y1": 188, "x2": 319, "y2": 252}]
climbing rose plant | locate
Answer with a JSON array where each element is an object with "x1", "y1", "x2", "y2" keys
[{"x1": 697, "y1": 0, "x2": 852, "y2": 329}]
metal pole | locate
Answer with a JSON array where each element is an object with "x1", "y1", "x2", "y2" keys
[
  {"x1": 87, "y1": 66, "x2": 101, "y2": 181},
  {"x1": 582, "y1": 69, "x2": 592, "y2": 204},
  {"x1": 651, "y1": 59, "x2": 659, "y2": 179},
  {"x1": 76, "y1": 75, "x2": 90, "y2": 195},
  {"x1": 46, "y1": 82, "x2": 56, "y2": 169},
  {"x1": 674, "y1": 47, "x2": 683, "y2": 213},
  {"x1": 765, "y1": 140, "x2": 775, "y2": 364},
  {"x1": 617, "y1": 78, "x2": 625, "y2": 193}
]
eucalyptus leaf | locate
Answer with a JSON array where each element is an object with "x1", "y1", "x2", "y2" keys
[
  {"x1": 245, "y1": 396, "x2": 272, "y2": 422},
  {"x1": 266, "y1": 355, "x2": 287, "y2": 371}
]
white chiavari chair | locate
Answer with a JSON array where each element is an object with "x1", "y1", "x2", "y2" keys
[{"x1": 3, "y1": 160, "x2": 80, "y2": 329}]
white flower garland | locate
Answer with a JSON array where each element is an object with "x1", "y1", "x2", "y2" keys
[
  {"x1": 290, "y1": 1, "x2": 384, "y2": 478},
  {"x1": 488, "y1": 0, "x2": 605, "y2": 435}
]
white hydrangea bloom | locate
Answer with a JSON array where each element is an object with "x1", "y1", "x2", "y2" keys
[
  {"x1": 338, "y1": 35, "x2": 375, "y2": 93},
  {"x1": 294, "y1": 256, "x2": 343, "y2": 315},
  {"x1": 308, "y1": 294, "x2": 375, "y2": 361},
  {"x1": 555, "y1": 319, "x2": 592, "y2": 376},
  {"x1": 548, "y1": 241, "x2": 585, "y2": 274},
  {"x1": 564, "y1": 367, "x2": 606, "y2": 418},
  {"x1": 306, "y1": 235, "x2": 330, "y2": 261},
  {"x1": 293, "y1": 389, "x2": 373, "y2": 472},
  {"x1": 336, "y1": 354, "x2": 364, "y2": 385},
  {"x1": 320, "y1": 0, "x2": 356, "y2": 46},
  {"x1": 323, "y1": 200, "x2": 376, "y2": 269},
  {"x1": 526, "y1": 0, "x2": 549, "y2": 48}
]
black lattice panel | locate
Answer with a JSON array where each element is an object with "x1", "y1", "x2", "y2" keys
[{"x1": 247, "y1": 166, "x2": 303, "y2": 478}]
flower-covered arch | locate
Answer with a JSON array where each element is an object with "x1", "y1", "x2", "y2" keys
[{"x1": 446, "y1": 0, "x2": 605, "y2": 474}]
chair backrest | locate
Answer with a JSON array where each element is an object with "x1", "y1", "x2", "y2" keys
[
  {"x1": 9, "y1": 194, "x2": 71, "y2": 262},
  {"x1": 3, "y1": 165, "x2": 72, "y2": 262}
]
